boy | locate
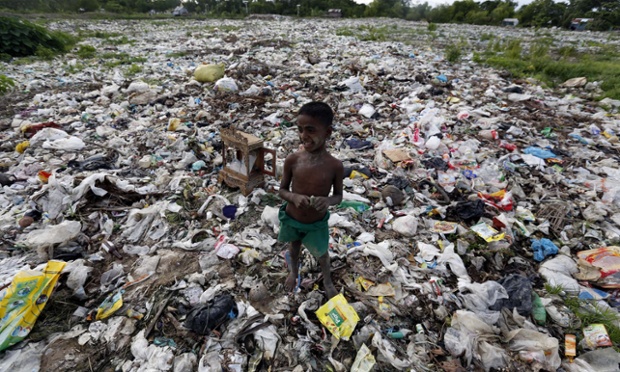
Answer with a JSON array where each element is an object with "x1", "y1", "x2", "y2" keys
[{"x1": 278, "y1": 102, "x2": 343, "y2": 300}]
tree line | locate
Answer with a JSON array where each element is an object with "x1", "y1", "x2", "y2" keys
[{"x1": 0, "y1": 0, "x2": 618, "y2": 30}]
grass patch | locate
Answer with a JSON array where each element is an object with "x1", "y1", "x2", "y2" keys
[
  {"x1": 108, "y1": 35, "x2": 135, "y2": 45},
  {"x1": 544, "y1": 283, "x2": 565, "y2": 295},
  {"x1": 126, "y1": 63, "x2": 143, "y2": 76},
  {"x1": 564, "y1": 295, "x2": 620, "y2": 344},
  {"x1": 100, "y1": 52, "x2": 147, "y2": 68},
  {"x1": 76, "y1": 44, "x2": 96, "y2": 59},
  {"x1": 427, "y1": 22, "x2": 437, "y2": 32},
  {"x1": 204, "y1": 25, "x2": 241, "y2": 32},
  {"x1": 336, "y1": 24, "x2": 425, "y2": 44},
  {"x1": 167, "y1": 51, "x2": 190, "y2": 58},
  {"x1": 477, "y1": 37, "x2": 620, "y2": 99}
]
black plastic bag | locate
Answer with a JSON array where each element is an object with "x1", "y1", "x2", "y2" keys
[
  {"x1": 447, "y1": 199, "x2": 485, "y2": 224},
  {"x1": 490, "y1": 274, "x2": 533, "y2": 316},
  {"x1": 185, "y1": 293, "x2": 238, "y2": 335}
]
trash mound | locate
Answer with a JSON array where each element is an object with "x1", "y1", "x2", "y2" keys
[{"x1": 1, "y1": 18, "x2": 620, "y2": 371}]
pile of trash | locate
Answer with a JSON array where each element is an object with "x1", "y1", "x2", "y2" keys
[{"x1": 1, "y1": 17, "x2": 620, "y2": 371}]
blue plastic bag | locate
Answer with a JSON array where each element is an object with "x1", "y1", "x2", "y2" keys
[{"x1": 531, "y1": 238, "x2": 558, "y2": 262}]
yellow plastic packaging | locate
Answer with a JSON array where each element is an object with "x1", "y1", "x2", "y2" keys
[
  {"x1": 315, "y1": 293, "x2": 359, "y2": 340},
  {"x1": 96, "y1": 289, "x2": 124, "y2": 320},
  {"x1": 0, "y1": 260, "x2": 66, "y2": 351},
  {"x1": 15, "y1": 141, "x2": 30, "y2": 154}
]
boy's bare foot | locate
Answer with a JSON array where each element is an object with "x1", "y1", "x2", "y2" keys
[
  {"x1": 285, "y1": 272, "x2": 298, "y2": 292},
  {"x1": 324, "y1": 280, "x2": 338, "y2": 300}
]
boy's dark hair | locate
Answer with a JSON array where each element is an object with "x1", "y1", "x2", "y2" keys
[{"x1": 298, "y1": 101, "x2": 333, "y2": 127}]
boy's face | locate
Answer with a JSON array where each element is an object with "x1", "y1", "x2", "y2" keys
[{"x1": 297, "y1": 114, "x2": 331, "y2": 153}]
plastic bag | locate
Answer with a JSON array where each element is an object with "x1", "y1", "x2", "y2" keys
[
  {"x1": 490, "y1": 274, "x2": 533, "y2": 316},
  {"x1": 531, "y1": 238, "x2": 559, "y2": 262},
  {"x1": 0, "y1": 260, "x2": 66, "y2": 351},
  {"x1": 185, "y1": 294, "x2": 238, "y2": 335},
  {"x1": 459, "y1": 281, "x2": 508, "y2": 324},
  {"x1": 392, "y1": 215, "x2": 418, "y2": 237},
  {"x1": 315, "y1": 294, "x2": 359, "y2": 340},
  {"x1": 506, "y1": 328, "x2": 561, "y2": 371},
  {"x1": 214, "y1": 77, "x2": 238, "y2": 93},
  {"x1": 194, "y1": 63, "x2": 225, "y2": 83}
]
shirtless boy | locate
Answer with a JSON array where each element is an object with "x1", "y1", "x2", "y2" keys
[{"x1": 278, "y1": 102, "x2": 343, "y2": 300}]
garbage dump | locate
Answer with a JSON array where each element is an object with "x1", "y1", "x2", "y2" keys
[{"x1": 1, "y1": 17, "x2": 620, "y2": 371}]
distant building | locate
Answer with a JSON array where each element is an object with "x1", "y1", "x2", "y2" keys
[
  {"x1": 570, "y1": 18, "x2": 593, "y2": 31},
  {"x1": 173, "y1": 6, "x2": 188, "y2": 16},
  {"x1": 326, "y1": 9, "x2": 342, "y2": 18},
  {"x1": 502, "y1": 18, "x2": 519, "y2": 27}
]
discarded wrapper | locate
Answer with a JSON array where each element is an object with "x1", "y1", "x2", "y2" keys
[
  {"x1": 565, "y1": 334, "x2": 576, "y2": 362},
  {"x1": 470, "y1": 222, "x2": 505, "y2": 242},
  {"x1": 351, "y1": 343, "x2": 376, "y2": 372},
  {"x1": 0, "y1": 260, "x2": 66, "y2": 351},
  {"x1": 430, "y1": 221, "x2": 458, "y2": 234},
  {"x1": 96, "y1": 289, "x2": 124, "y2": 320},
  {"x1": 315, "y1": 293, "x2": 360, "y2": 340},
  {"x1": 583, "y1": 323, "x2": 613, "y2": 348}
]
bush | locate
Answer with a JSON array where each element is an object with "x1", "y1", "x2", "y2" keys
[
  {"x1": 0, "y1": 17, "x2": 77, "y2": 57},
  {"x1": 0, "y1": 74, "x2": 15, "y2": 95},
  {"x1": 445, "y1": 43, "x2": 462, "y2": 63},
  {"x1": 427, "y1": 22, "x2": 437, "y2": 31}
]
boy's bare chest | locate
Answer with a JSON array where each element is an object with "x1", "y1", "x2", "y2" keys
[{"x1": 292, "y1": 161, "x2": 333, "y2": 183}]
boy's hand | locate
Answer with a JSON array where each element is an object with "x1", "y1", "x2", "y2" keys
[
  {"x1": 312, "y1": 196, "x2": 330, "y2": 213},
  {"x1": 292, "y1": 194, "x2": 311, "y2": 209}
]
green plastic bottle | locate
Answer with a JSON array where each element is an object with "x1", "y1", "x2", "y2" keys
[
  {"x1": 338, "y1": 200, "x2": 369, "y2": 212},
  {"x1": 532, "y1": 293, "x2": 546, "y2": 325}
]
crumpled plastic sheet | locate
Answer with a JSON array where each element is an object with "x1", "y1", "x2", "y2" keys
[
  {"x1": 437, "y1": 243, "x2": 472, "y2": 288},
  {"x1": 444, "y1": 310, "x2": 504, "y2": 370},
  {"x1": 125, "y1": 330, "x2": 174, "y2": 372},
  {"x1": 505, "y1": 328, "x2": 561, "y2": 371},
  {"x1": 121, "y1": 201, "x2": 171, "y2": 243},
  {"x1": 23, "y1": 220, "x2": 82, "y2": 247},
  {"x1": 538, "y1": 255, "x2": 581, "y2": 293},
  {"x1": 371, "y1": 331, "x2": 411, "y2": 370},
  {"x1": 0, "y1": 340, "x2": 47, "y2": 372},
  {"x1": 348, "y1": 241, "x2": 397, "y2": 271},
  {"x1": 459, "y1": 281, "x2": 508, "y2": 325}
]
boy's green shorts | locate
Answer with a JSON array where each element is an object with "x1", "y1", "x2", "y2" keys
[{"x1": 278, "y1": 203, "x2": 330, "y2": 258}]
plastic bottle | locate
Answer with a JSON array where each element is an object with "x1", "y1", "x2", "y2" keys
[
  {"x1": 479, "y1": 129, "x2": 498, "y2": 140},
  {"x1": 338, "y1": 200, "x2": 370, "y2": 212},
  {"x1": 532, "y1": 293, "x2": 546, "y2": 325}
]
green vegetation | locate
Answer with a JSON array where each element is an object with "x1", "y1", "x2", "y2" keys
[
  {"x1": 445, "y1": 43, "x2": 462, "y2": 63},
  {"x1": 76, "y1": 44, "x2": 96, "y2": 59},
  {"x1": 476, "y1": 36, "x2": 620, "y2": 99},
  {"x1": 427, "y1": 22, "x2": 437, "y2": 32},
  {"x1": 99, "y1": 52, "x2": 146, "y2": 68},
  {"x1": 0, "y1": 74, "x2": 16, "y2": 95},
  {"x1": 0, "y1": 0, "x2": 617, "y2": 30},
  {"x1": 564, "y1": 295, "x2": 620, "y2": 344},
  {"x1": 126, "y1": 63, "x2": 143, "y2": 76},
  {"x1": 0, "y1": 16, "x2": 77, "y2": 58}
]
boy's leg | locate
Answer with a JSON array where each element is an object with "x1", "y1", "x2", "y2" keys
[
  {"x1": 318, "y1": 253, "x2": 337, "y2": 299},
  {"x1": 285, "y1": 241, "x2": 301, "y2": 292}
]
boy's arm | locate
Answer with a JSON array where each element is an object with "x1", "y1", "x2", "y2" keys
[
  {"x1": 329, "y1": 161, "x2": 344, "y2": 206},
  {"x1": 278, "y1": 155, "x2": 310, "y2": 209},
  {"x1": 313, "y1": 160, "x2": 344, "y2": 213}
]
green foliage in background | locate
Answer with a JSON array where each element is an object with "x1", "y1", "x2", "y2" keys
[
  {"x1": 0, "y1": 16, "x2": 76, "y2": 57},
  {"x1": 0, "y1": 74, "x2": 15, "y2": 95}
]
